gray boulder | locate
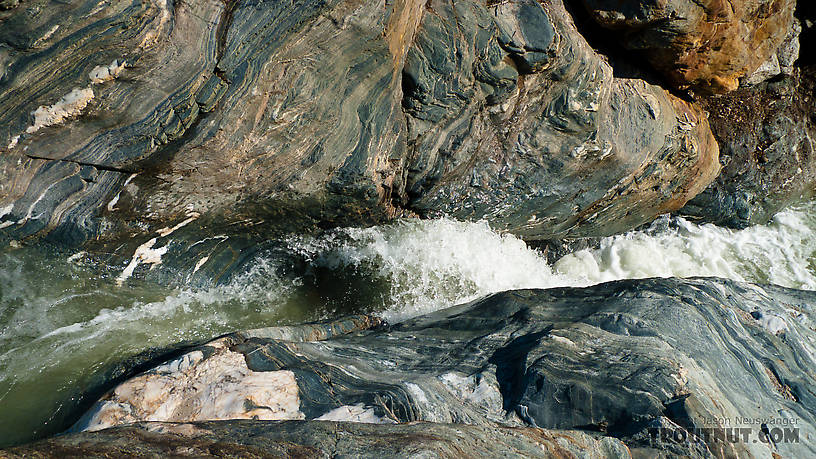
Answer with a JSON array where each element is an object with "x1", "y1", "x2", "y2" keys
[
  {"x1": 0, "y1": 0, "x2": 718, "y2": 273},
  {"x1": 58, "y1": 277, "x2": 816, "y2": 458}
]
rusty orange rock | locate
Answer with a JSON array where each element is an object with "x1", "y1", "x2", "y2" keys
[{"x1": 582, "y1": 0, "x2": 797, "y2": 94}]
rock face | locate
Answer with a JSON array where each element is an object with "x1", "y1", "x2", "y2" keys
[
  {"x1": 401, "y1": 0, "x2": 718, "y2": 240},
  {"x1": 0, "y1": 0, "x2": 718, "y2": 268},
  {"x1": 1, "y1": 421, "x2": 631, "y2": 458},
  {"x1": 679, "y1": 67, "x2": 816, "y2": 227},
  {"x1": 580, "y1": 0, "x2": 797, "y2": 94},
  {"x1": 676, "y1": 3, "x2": 816, "y2": 227},
  {"x1": 71, "y1": 315, "x2": 383, "y2": 431},
  {"x1": 54, "y1": 278, "x2": 816, "y2": 458},
  {"x1": 573, "y1": 0, "x2": 813, "y2": 227}
]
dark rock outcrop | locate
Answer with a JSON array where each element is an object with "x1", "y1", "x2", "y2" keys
[
  {"x1": 38, "y1": 277, "x2": 816, "y2": 458},
  {"x1": 798, "y1": 2, "x2": 816, "y2": 66},
  {"x1": 679, "y1": 67, "x2": 816, "y2": 227},
  {"x1": 579, "y1": 0, "x2": 797, "y2": 94},
  {"x1": 0, "y1": 0, "x2": 718, "y2": 272},
  {"x1": 0, "y1": 420, "x2": 631, "y2": 458}
]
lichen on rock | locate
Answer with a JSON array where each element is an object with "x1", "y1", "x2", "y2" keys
[{"x1": 88, "y1": 60, "x2": 126, "y2": 84}]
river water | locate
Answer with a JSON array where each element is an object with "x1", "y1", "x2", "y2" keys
[{"x1": 1, "y1": 203, "x2": 815, "y2": 446}]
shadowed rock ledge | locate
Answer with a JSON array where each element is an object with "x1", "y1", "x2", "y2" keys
[
  {"x1": 4, "y1": 277, "x2": 812, "y2": 458},
  {"x1": 679, "y1": 66, "x2": 816, "y2": 227},
  {"x1": 579, "y1": 0, "x2": 797, "y2": 94},
  {"x1": 1, "y1": 421, "x2": 631, "y2": 458},
  {"x1": 559, "y1": 0, "x2": 816, "y2": 229}
]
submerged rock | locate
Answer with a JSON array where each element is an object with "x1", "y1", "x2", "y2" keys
[
  {"x1": 45, "y1": 277, "x2": 816, "y2": 458},
  {"x1": 0, "y1": 0, "x2": 718, "y2": 271}
]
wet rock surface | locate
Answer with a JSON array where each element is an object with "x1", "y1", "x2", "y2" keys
[
  {"x1": 1, "y1": 2, "x2": 813, "y2": 457},
  {"x1": 16, "y1": 277, "x2": 814, "y2": 458},
  {"x1": 679, "y1": 67, "x2": 816, "y2": 227},
  {"x1": 1, "y1": 0, "x2": 718, "y2": 272},
  {"x1": 0, "y1": 420, "x2": 631, "y2": 458}
]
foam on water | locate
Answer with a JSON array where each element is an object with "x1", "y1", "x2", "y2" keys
[
  {"x1": 289, "y1": 219, "x2": 576, "y2": 321},
  {"x1": 554, "y1": 205, "x2": 816, "y2": 290},
  {"x1": 0, "y1": 256, "x2": 297, "y2": 445},
  {"x1": 1, "y1": 202, "x2": 815, "y2": 445},
  {"x1": 292, "y1": 203, "x2": 816, "y2": 321}
]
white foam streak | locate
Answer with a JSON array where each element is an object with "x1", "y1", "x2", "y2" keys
[
  {"x1": 293, "y1": 204, "x2": 816, "y2": 322},
  {"x1": 555, "y1": 207, "x2": 816, "y2": 290},
  {"x1": 0, "y1": 258, "x2": 292, "y2": 369},
  {"x1": 311, "y1": 219, "x2": 574, "y2": 321}
]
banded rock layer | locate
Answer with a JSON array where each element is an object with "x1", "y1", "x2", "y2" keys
[
  {"x1": 61, "y1": 277, "x2": 816, "y2": 458},
  {"x1": 1, "y1": 0, "x2": 718, "y2": 275},
  {"x1": 1, "y1": 420, "x2": 631, "y2": 458}
]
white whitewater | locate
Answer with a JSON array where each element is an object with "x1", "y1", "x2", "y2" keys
[
  {"x1": 3, "y1": 204, "x2": 814, "y2": 371},
  {"x1": 555, "y1": 208, "x2": 816, "y2": 289},
  {"x1": 297, "y1": 203, "x2": 816, "y2": 321},
  {"x1": 0, "y1": 203, "x2": 814, "y2": 444}
]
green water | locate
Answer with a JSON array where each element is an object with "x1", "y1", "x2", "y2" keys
[
  {"x1": 2, "y1": 204, "x2": 816, "y2": 446},
  {"x1": 0, "y1": 246, "x2": 389, "y2": 446},
  {"x1": 0, "y1": 250, "x2": 283, "y2": 444}
]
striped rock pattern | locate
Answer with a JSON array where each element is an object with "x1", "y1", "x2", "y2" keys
[
  {"x1": 61, "y1": 277, "x2": 816, "y2": 458},
  {"x1": 1, "y1": 0, "x2": 718, "y2": 279}
]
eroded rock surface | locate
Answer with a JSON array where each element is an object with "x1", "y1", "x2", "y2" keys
[
  {"x1": 580, "y1": 0, "x2": 797, "y2": 93},
  {"x1": 73, "y1": 346, "x2": 305, "y2": 431},
  {"x1": 1, "y1": 0, "x2": 718, "y2": 272},
  {"x1": 1, "y1": 420, "x2": 631, "y2": 458},
  {"x1": 71, "y1": 314, "x2": 384, "y2": 431},
  {"x1": 66, "y1": 278, "x2": 816, "y2": 458},
  {"x1": 679, "y1": 67, "x2": 816, "y2": 227},
  {"x1": 402, "y1": 0, "x2": 718, "y2": 240}
]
